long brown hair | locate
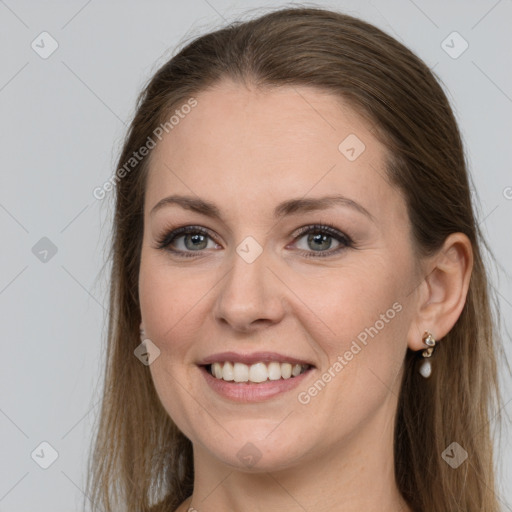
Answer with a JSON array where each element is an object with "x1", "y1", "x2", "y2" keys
[{"x1": 86, "y1": 6, "x2": 508, "y2": 511}]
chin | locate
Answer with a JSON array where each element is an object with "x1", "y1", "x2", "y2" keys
[{"x1": 191, "y1": 422, "x2": 312, "y2": 473}]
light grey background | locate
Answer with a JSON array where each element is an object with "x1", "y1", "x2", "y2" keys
[{"x1": 1, "y1": 0, "x2": 511, "y2": 510}]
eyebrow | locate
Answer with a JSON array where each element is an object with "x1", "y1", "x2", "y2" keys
[{"x1": 150, "y1": 194, "x2": 374, "y2": 222}]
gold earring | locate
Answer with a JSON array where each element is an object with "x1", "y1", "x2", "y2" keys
[{"x1": 418, "y1": 331, "x2": 436, "y2": 378}]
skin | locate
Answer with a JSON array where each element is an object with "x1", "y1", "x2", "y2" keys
[{"x1": 138, "y1": 80, "x2": 472, "y2": 512}]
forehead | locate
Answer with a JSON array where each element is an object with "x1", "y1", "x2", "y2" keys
[{"x1": 145, "y1": 81, "x2": 401, "y2": 224}]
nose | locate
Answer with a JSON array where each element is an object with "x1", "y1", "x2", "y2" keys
[{"x1": 212, "y1": 246, "x2": 287, "y2": 333}]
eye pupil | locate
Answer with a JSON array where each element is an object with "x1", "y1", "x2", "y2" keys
[
  {"x1": 185, "y1": 233, "x2": 207, "y2": 250},
  {"x1": 308, "y1": 233, "x2": 332, "y2": 251}
]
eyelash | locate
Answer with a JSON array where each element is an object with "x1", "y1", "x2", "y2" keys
[{"x1": 155, "y1": 223, "x2": 354, "y2": 259}]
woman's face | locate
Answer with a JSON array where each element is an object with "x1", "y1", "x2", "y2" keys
[{"x1": 139, "y1": 81, "x2": 422, "y2": 472}]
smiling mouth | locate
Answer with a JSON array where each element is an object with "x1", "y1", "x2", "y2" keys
[{"x1": 204, "y1": 361, "x2": 312, "y2": 383}]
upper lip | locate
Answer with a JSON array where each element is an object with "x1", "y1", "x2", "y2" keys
[{"x1": 199, "y1": 351, "x2": 315, "y2": 367}]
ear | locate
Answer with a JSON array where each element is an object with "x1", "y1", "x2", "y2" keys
[{"x1": 407, "y1": 232, "x2": 473, "y2": 350}]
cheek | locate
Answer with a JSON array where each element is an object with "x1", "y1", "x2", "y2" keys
[
  {"x1": 290, "y1": 266, "x2": 410, "y2": 439},
  {"x1": 139, "y1": 253, "x2": 205, "y2": 349},
  {"x1": 139, "y1": 254, "x2": 207, "y2": 437},
  {"x1": 292, "y1": 259, "x2": 412, "y2": 422},
  {"x1": 297, "y1": 261, "x2": 408, "y2": 353}
]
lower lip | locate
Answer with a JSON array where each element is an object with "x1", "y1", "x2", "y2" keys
[{"x1": 200, "y1": 366, "x2": 314, "y2": 402}]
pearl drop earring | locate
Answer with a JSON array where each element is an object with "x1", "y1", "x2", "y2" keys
[{"x1": 418, "y1": 331, "x2": 436, "y2": 378}]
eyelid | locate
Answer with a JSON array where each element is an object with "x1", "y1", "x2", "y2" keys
[
  {"x1": 288, "y1": 223, "x2": 353, "y2": 258},
  {"x1": 154, "y1": 225, "x2": 219, "y2": 251},
  {"x1": 291, "y1": 223, "x2": 353, "y2": 244}
]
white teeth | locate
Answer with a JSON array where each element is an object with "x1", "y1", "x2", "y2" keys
[
  {"x1": 268, "y1": 362, "x2": 281, "y2": 380},
  {"x1": 222, "y1": 362, "x2": 234, "y2": 381},
  {"x1": 212, "y1": 362, "x2": 223, "y2": 379},
  {"x1": 280, "y1": 363, "x2": 292, "y2": 379},
  {"x1": 233, "y1": 362, "x2": 249, "y2": 382},
  {"x1": 209, "y1": 361, "x2": 309, "y2": 383},
  {"x1": 249, "y1": 362, "x2": 268, "y2": 383}
]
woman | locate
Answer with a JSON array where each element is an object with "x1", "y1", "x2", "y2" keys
[{"x1": 86, "y1": 6, "x2": 507, "y2": 512}]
